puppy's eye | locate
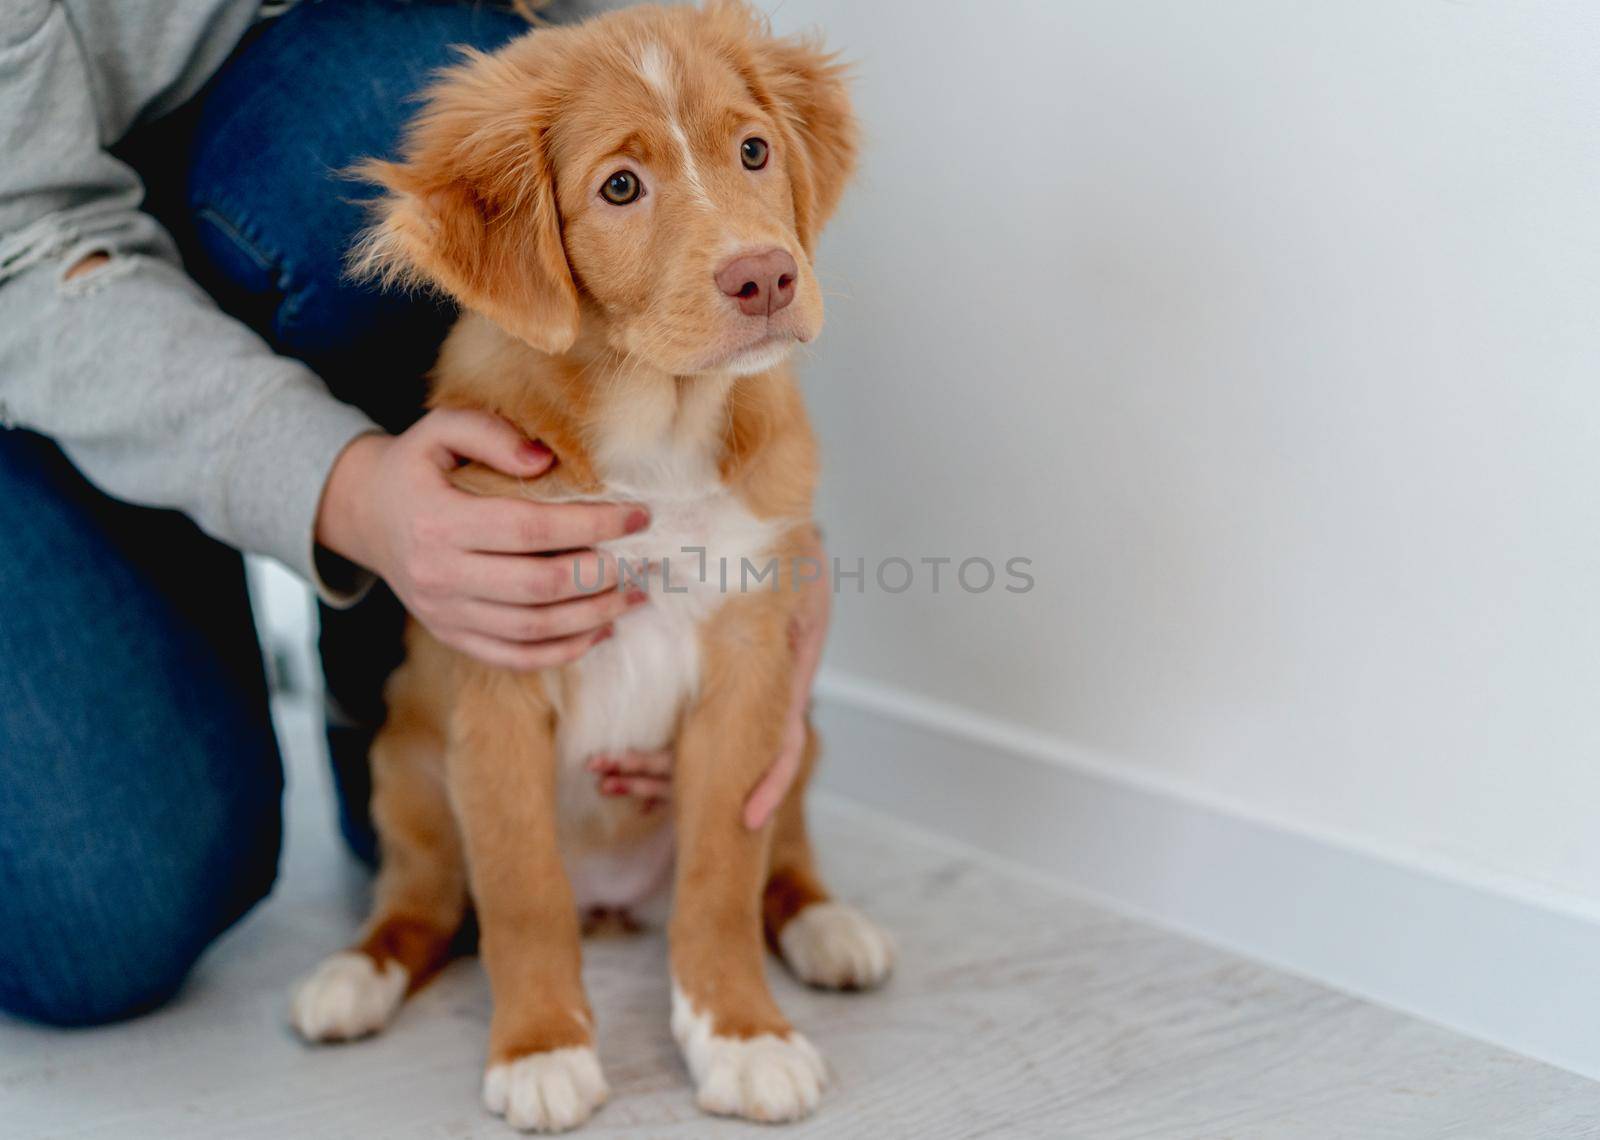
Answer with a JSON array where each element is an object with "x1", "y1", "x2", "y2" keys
[
  {"x1": 740, "y1": 137, "x2": 769, "y2": 170},
  {"x1": 601, "y1": 170, "x2": 642, "y2": 205}
]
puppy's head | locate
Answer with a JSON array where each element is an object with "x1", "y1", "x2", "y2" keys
[{"x1": 354, "y1": 0, "x2": 856, "y2": 376}]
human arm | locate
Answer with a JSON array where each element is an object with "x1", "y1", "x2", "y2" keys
[
  {"x1": 0, "y1": 1, "x2": 380, "y2": 595},
  {"x1": 314, "y1": 409, "x2": 650, "y2": 668}
]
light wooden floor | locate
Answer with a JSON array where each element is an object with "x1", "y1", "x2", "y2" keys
[{"x1": 4, "y1": 697, "x2": 1599, "y2": 1139}]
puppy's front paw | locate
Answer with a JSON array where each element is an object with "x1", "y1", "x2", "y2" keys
[
  {"x1": 672, "y1": 986, "x2": 826, "y2": 1122},
  {"x1": 779, "y1": 902, "x2": 895, "y2": 990},
  {"x1": 483, "y1": 1046, "x2": 608, "y2": 1133},
  {"x1": 692, "y1": 1033, "x2": 827, "y2": 1122},
  {"x1": 289, "y1": 951, "x2": 407, "y2": 1042}
]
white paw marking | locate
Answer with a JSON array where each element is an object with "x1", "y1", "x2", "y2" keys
[
  {"x1": 289, "y1": 951, "x2": 408, "y2": 1042},
  {"x1": 483, "y1": 1046, "x2": 608, "y2": 1133},
  {"x1": 671, "y1": 982, "x2": 826, "y2": 1122},
  {"x1": 779, "y1": 902, "x2": 895, "y2": 990}
]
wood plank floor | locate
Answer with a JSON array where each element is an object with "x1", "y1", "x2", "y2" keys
[{"x1": 3, "y1": 696, "x2": 1598, "y2": 1139}]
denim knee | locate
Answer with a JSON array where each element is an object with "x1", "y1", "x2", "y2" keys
[
  {"x1": 0, "y1": 762, "x2": 281, "y2": 1028},
  {"x1": 0, "y1": 433, "x2": 284, "y2": 1028}
]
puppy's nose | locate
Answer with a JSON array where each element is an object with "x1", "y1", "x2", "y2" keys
[{"x1": 715, "y1": 249, "x2": 798, "y2": 317}]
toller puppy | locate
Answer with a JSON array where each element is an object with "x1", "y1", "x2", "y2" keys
[{"x1": 288, "y1": 2, "x2": 892, "y2": 1131}]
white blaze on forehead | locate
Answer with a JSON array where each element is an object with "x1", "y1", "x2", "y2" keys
[
  {"x1": 634, "y1": 41, "x2": 713, "y2": 208},
  {"x1": 637, "y1": 40, "x2": 673, "y2": 96}
]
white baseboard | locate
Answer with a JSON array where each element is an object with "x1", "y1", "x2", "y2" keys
[{"x1": 811, "y1": 670, "x2": 1600, "y2": 1082}]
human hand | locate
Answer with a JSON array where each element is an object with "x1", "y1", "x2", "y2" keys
[
  {"x1": 315, "y1": 407, "x2": 650, "y2": 670},
  {"x1": 585, "y1": 530, "x2": 832, "y2": 829}
]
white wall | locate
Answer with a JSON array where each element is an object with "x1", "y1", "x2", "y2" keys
[{"x1": 772, "y1": 1, "x2": 1600, "y2": 913}]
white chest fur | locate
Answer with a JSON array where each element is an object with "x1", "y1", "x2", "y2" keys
[
  {"x1": 555, "y1": 484, "x2": 778, "y2": 767},
  {"x1": 546, "y1": 375, "x2": 782, "y2": 909}
]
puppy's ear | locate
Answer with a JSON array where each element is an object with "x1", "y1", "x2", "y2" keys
[
  {"x1": 740, "y1": 20, "x2": 858, "y2": 255},
  {"x1": 350, "y1": 46, "x2": 579, "y2": 354}
]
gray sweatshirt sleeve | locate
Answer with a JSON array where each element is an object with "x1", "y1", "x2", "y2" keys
[{"x1": 0, "y1": 1, "x2": 380, "y2": 601}]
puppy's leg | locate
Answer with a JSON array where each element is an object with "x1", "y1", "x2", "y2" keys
[
  {"x1": 450, "y1": 673, "x2": 606, "y2": 1134},
  {"x1": 763, "y1": 723, "x2": 894, "y2": 991},
  {"x1": 291, "y1": 683, "x2": 466, "y2": 1043},
  {"x1": 670, "y1": 607, "x2": 826, "y2": 1124}
]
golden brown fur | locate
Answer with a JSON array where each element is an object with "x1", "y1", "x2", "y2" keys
[{"x1": 291, "y1": 3, "x2": 884, "y2": 1132}]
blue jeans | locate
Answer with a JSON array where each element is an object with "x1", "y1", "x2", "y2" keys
[{"x1": 0, "y1": 0, "x2": 528, "y2": 1026}]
